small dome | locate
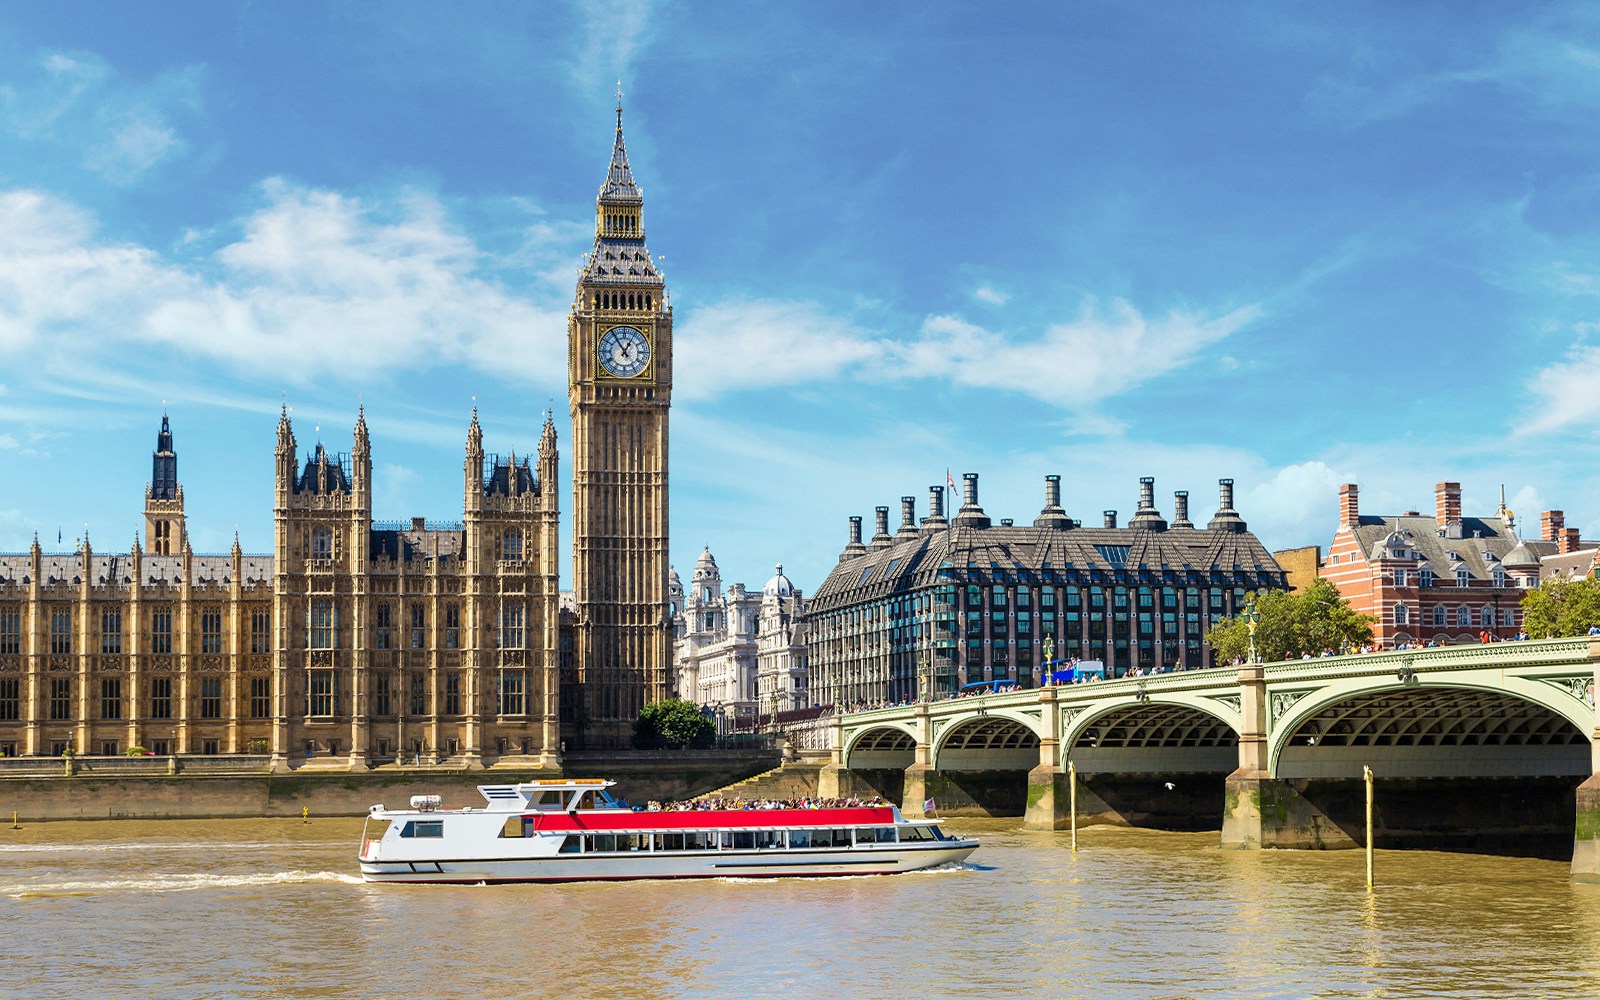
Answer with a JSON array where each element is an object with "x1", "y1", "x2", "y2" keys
[
  {"x1": 762, "y1": 563, "x2": 795, "y2": 599},
  {"x1": 1503, "y1": 539, "x2": 1542, "y2": 569},
  {"x1": 692, "y1": 546, "x2": 719, "y2": 581},
  {"x1": 667, "y1": 565, "x2": 683, "y2": 595}
]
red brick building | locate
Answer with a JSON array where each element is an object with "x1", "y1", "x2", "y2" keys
[{"x1": 1321, "y1": 481, "x2": 1593, "y2": 648}]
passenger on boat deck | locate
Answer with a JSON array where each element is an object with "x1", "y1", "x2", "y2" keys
[{"x1": 646, "y1": 795, "x2": 887, "y2": 812}]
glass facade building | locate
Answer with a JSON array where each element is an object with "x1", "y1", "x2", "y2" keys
[{"x1": 808, "y1": 474, "x2": 1286, "y2": 707}]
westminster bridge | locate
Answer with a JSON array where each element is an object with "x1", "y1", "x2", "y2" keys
[{"x1": 814, "y1": 635, "x2": 1600, "y2": 877}]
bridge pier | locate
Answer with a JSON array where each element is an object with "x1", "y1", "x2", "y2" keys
[
  {"x1": 1220, "y1": 770, "x2": 1360, "y2": 850},
  {"x1": 1572, "y1": 775, "x2": 1600, "y2": 881},
  {"x1": 1024, "y1": 688, "x2": 1065, "y2": 829}
]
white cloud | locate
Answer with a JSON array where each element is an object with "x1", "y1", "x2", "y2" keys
[
  {"x1": 0, "y1": 181, "x2": 570, "y2": 386},
  {"x1": 675, "y1": 299, "x2": 883, "y2": 400},
  {"x1": 898, "y1": 299, "x2": 1262, "y2": 405},
  {"x1": 1520, "y1": 343, "x2": 1600, "y2": 434},
  {"x1": 973, "y1": 285, "x2": 1008, "y2": 306},
  {"x1": 1239, "y1": 460, "x2": 1350, "y2": 550}
]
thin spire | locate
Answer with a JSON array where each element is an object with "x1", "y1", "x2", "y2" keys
[{"x1": 600, "y1": 85, "x2": 640, "y2": 202}]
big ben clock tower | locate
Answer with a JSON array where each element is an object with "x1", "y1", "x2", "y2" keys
[{"x1": 568, "y1": 95, "x2": 672, "y2": 745}]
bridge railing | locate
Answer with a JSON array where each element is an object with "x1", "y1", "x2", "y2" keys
[{"x1": 837, "y1": 637, "x2": 1598, "y2": 722}]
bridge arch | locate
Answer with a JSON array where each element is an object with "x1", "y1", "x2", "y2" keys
[
  {"x1": 932, "y1": 715, "x2": 1039, "y2": 771},
  {"x1": 840, "y1": 723, "x2": 920, "y2": 770},
  {"x1": 1063, "y1": 698, "x2": 1239, "y2": 774},
  {"x1": 1270, "y1": 678, "x2": 1592, "y2": 780}
]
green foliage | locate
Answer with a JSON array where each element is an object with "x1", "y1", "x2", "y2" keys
[
  {"x1": 1206, "y1": 578, "x2": 1374, "y2": 663},
  {"x1": 245, "y1": 739, "x2": 271, "y2": 755},
  {"x1": 1520, "y1": 574, "x2": 1600, "y2": 638},
  {"x1": 126, "y1": 746, "x2": 148, "y2": 757},
  {"x1": 635, "y1": 698, "x2": 716, "y2": 749}
]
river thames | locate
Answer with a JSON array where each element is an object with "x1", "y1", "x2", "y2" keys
[{"x1": 5, "y1": 816, "x2": 1600, "y2": 999}]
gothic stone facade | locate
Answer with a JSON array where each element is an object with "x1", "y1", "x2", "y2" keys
[{"x1": 0, "y1": 408, "x2": 560, "y2": 767}]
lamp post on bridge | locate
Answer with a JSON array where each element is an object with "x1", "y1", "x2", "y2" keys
[{"x1": 1244, "y1": 598, "x2": 1261, "y2": 665}]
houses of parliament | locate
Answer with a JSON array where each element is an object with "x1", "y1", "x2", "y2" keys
[{"x1": 0, "y1": 103, "x2": 672, "y2": 766}]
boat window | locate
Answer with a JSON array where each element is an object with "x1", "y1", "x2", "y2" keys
[
  {"x1": 500, "y1": 817, "x2": 527, "y2": 838},
  {"x1": 858, "y1": 826, "x2": 896, "y2": 844},
  {"x1": 531, "y1": 790, "x2": 565, "y2": 811},
  {"x1": 684, "y1": 831, "x2": 714, "y2": 851},
  {"x1": 900, "y1": 825, "x2": 935, "y2": 842},
  {"x1": 727, "y1": 831, "x2": 755, "y2": 850},
  {"x1": 622, "y1": 834, "x2": 647, "y2": 852},
  {"x1": 400, "y1": 820, "x2": 444, "y2": 839},
  {"x1": 756, "y1": 831, "x2": 783, "y2": 850},
  {"x1": 789, "y1": 830, "x2": 811, "y2": 849},
  {"x1": 559, "y1": 835, "x2": 582, "y2": 854},
  {"x1": 575, "y1": 791, "x2": 598, "y2": 810},
  {"x1": 658, "y1": 832, "x2": 686, "y2": 851},
  {"x1": 589, "y1": 833, "x2": 618, "y2": 853},
  {"x1": 811, "y1": 829, "x2": 842, "y2": 848}
]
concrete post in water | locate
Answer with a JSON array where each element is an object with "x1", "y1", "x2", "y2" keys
[
  {"x1": 1570, "y1": 636, "x2": 1600, "y2": 881},
  {"x1": 1024, "y1": 686, "x2": 1070, "y2": 830},
  {"x1": 1070, "y1": 760, "x2": 1078, "y2": 852}
]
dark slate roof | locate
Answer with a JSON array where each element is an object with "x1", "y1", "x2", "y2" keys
[
  {"x1": 297, "y1": 444, "x2": 351, "y2": 494},
  {"x1": 1347, "y1": 514, "x2": 1558, "y2": 580},
  {"x1": 369, "y1": 526, "x2": 465, "y2": 563},
  {"x1": 811, "y1": 521, "x2": 1284, "y2": 611},
  {"x1": 0, "y1": 553, "x2": 272, "y2": 588},
  {"x1": 582, "y1": 243, "x2": 662, "y2": 287},
  {"x1": 484, "y1": 456, "x2": 537, "y2": 497}
]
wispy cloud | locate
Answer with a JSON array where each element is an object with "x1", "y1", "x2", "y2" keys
[
  {"x1": 900, "y1": 300, "x2": 1262, "y2": 405},
  {"x1": 0, "y1": 49, "x2": 200, "y2": 184},
  {"x1": 973, "y1": 285, "x2": 1008, "y2": 306}
]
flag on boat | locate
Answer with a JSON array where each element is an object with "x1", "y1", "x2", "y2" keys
[{"x1": 923, "y1": 797, "x2": 936, "y2": 815}]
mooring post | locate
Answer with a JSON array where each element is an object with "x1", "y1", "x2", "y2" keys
[
  {"x1": 1069, "y1": 760, "x2": 1078, "y2": 853},
  {"x1": 1364, "y1": 764, "x2": 1374, "y2": 890}
]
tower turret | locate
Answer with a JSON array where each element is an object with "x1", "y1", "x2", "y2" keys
[{"x1": 144, "y1": 413, "x2": 187, "y2": 555}]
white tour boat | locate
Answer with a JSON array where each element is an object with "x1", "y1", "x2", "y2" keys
[{"x1": 358, "y1": 778, "x2": 978, "y2": 883}]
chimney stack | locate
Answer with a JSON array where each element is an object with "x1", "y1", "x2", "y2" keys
[
  {"x1": 896, "y1": 496, "x2": 918, "y2": 538},
  {"x1": 922, "y1": 485, "x2": 948, "y2": 531},
  {"x1": 1206, "y1": 478, "x2": 1247, "y2": 533},
  {"x1": 1034, "y1": 474, "x2": 1071, "y2": 529},
  {"x1": 838, "y1": 514, "x2": 866, "y2": 561},
  {"x1": 1543, "y1": 510, "x2": 1565, "y2": 542},
  {"x1": 1561, "y1": 527, "x2": 1580, "y2": 554},
  {"x1": 1172, "y1": 490, "x2": 1193, "y2": 529},
  {"x1": 1129, "y1": 475, "x2": 1167, "y2": 531},
  {"x1": 1339, "y1": 483, "x2": 1359, "y2": 528},
  {"x1": 952, "y1": 472, "x2": 991, "y2": 528},
  {"x1": 1104, "y1": 510, "x2": 1118, "y2": 529},
  {"x1": 1435, "y1": 481, "x2": 1462, "y2": 525},
  {"x1": 871, "y1": 506, "x2": 892, "y2": 548}
]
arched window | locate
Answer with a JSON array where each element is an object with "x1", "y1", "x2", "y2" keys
[
  {"x1": 312, "y1": 526, "x2": 332, "y2": 559},
  {"x1": 1394, "y1": 604, "x2": 1409, "y2": 625},
  {"x1": 1431, "y1": 606, "x2": 1446, "y2": 627},
  {"x1": 1481, "y1": 606, "x2": 1494, "y2": 628},
  {"x1": 1456, "y1": 607, "x2": 1470, "y2": 627}
]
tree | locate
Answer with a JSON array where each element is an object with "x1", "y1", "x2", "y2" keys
[
  {"x1": 635, "y1": 698, "x2": 717, "y2": 749},
  {"x1": 1206, "y1": 578, "x2": 1374, "y2": 663},
  {"x1": 1520, "y1": 574, "x2": 1600, "y2": 638}
]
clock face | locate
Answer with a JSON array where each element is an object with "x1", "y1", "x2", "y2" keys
[{"x1": 598, "y1": 325, "x2": 651, "y2": 378}]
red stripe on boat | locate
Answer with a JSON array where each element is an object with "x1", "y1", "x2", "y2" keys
[{"x1": 530, "y1": 807, "x2": 895, "y2": 832}]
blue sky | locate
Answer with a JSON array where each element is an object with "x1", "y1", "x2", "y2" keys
[{"x1": 1, "y1": 2, "x2": 1597, "y2": 593}]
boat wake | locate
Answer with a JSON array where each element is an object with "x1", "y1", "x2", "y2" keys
[
  {"x1": 0, "y1": 840, "x2": 348, "y2": 855},
  {"x1": 5, "y1": 869, "x2": 364, "y2": 899}
]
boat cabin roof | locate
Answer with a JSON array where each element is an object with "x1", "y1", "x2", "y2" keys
[{"x1": 474, "y1": 779, "x2": 620, "y2": 813}]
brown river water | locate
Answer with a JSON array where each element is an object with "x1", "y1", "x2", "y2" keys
[{"x1": 3, "y1": 816, "x2": 1600, "y2": 999}]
